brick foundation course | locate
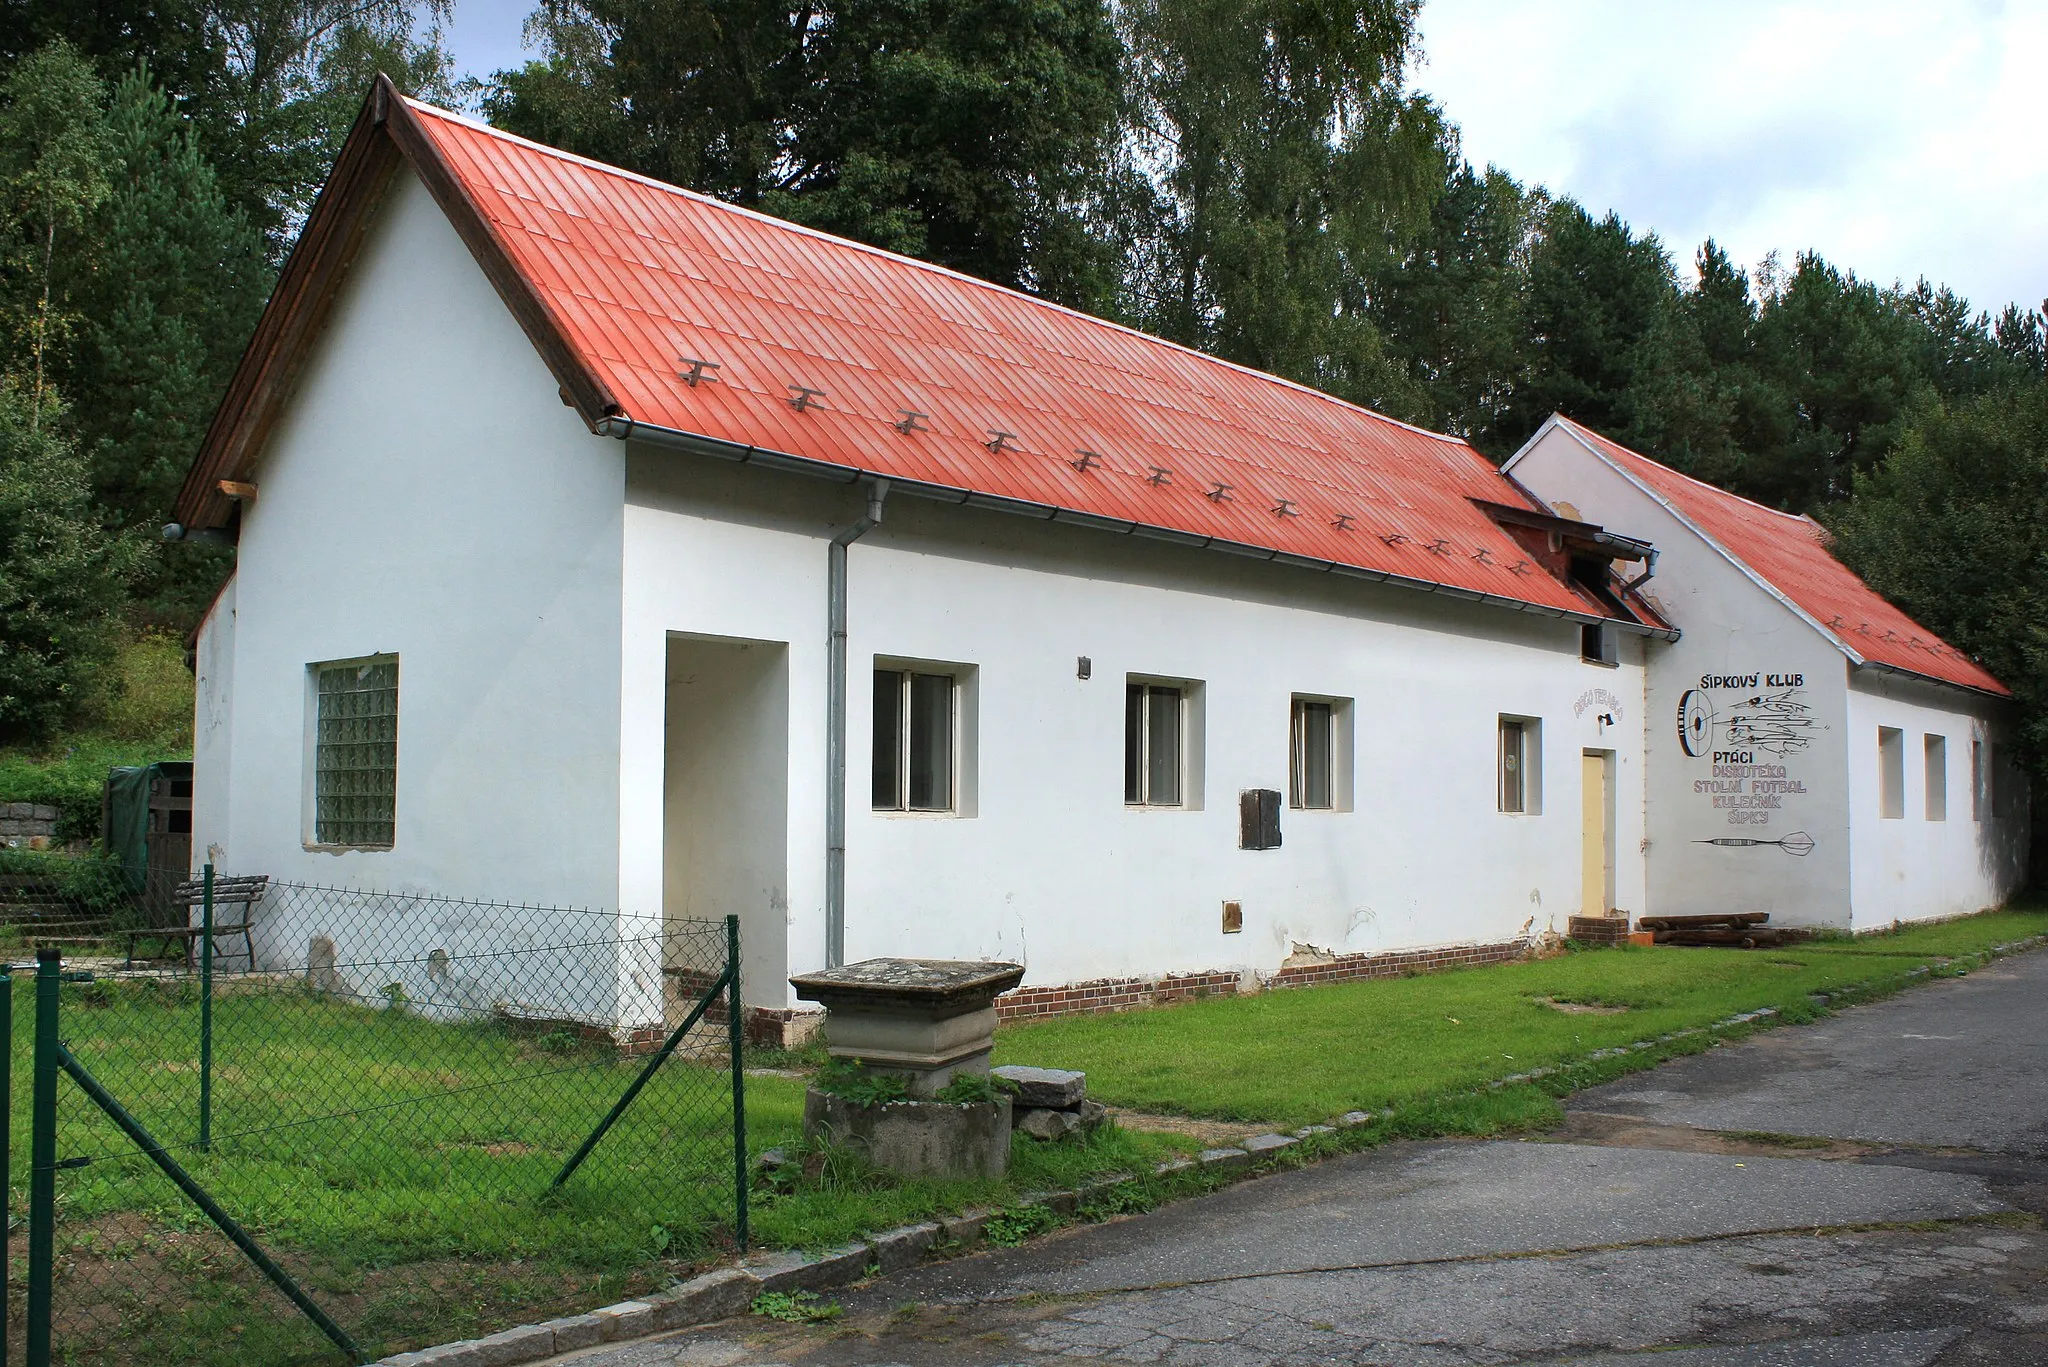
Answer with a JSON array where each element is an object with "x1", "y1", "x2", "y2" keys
[{"x1": 992, "y1": 940, "x2": 1530, "y2": 1025}]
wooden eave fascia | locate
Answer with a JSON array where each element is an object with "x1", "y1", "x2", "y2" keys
[{"x1": 172, "y1": 75, "x2": 621, "y2": 531}]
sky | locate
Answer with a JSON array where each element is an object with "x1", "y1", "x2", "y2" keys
[{"x1": 441, "y1": 0, "x2": 2048, "y2": 317}]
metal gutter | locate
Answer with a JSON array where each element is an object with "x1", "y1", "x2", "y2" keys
[{"x1": 595, "y1": 416, "x2": 1681, "y2": 642}]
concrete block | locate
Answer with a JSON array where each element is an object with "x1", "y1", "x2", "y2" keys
[
  {"x1": 1337, "y1": 1111, "x2": 1373, "y2": 1127},
  {"x1": 652, "y1": 1267, "x2": 761, "y2": 1329},
  {"x1": 1293, "y1": 1125, "x2": 1335, "y2": 1138},
  {"x1": 1153, "y1": 1157, "x2": 1196, "y2": 1177},
  {"x1": 537, "y1": 1315, "x2": 604, "y2": 1353},
  {"x1": 1242, "y1": 1133, "x2": 1297, "y2": 1158},
  {"x1": 1016, "y1": 1106, "x2": 1081, "y2": 1141},
  {"x1": 1198, "y1": 1147, "x2": 1249, "y2": 1171},
  {"x1": 1022, "y1": 1189, "x2": 1078, "y2": 1217},
  {"x1": 375, "y1": 1347, "x2": 486, "y2": 1367},
  {"x1": 591, "y1": 1300, "x2": 656, "y2": 1341},
  {"x1": 1075, "y1": 1174, "x2": 1134, "y2": 1207},
  {"x1": 992, "y1": 1065, "x2": 1086, "y2": 1108},
  {"x1": 470, "y1": 1323, "x2": 556, "y2": 1367},
  {"x1": 867, "y1": 1221, "x2": 941, "y2": 1273},
  {"x1": 938, "y1": 1207, "x2": 995, "y2": 1244},
  {"x1": 742, "y1": 1242, "x2": 871, "y2": 1296}
]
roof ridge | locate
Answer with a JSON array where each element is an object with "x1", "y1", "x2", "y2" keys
[{"x1": 401, "y1": 97, "x2": 1474, "y2": 453}]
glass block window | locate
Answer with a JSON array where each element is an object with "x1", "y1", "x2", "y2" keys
[{"x1": 313, "y1": 658, "x2": 398, "y2": 847}]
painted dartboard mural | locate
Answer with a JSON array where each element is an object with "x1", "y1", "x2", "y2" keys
[{"x1": 1676, "y1": 673, "x2": 1824, "y2": 856}]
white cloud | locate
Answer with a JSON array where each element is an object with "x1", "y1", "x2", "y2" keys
[{"x1": 1413, "y1": 0, "x2": 2048, "y2": 313}]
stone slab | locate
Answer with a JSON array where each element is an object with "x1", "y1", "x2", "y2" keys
[
  {"x1": 1198, "y1": 1147, "x2": 1250, "y2": 1171},
  {"x1": 590, "y1": 1300, "x2": 655, "y2": 1341},
  {"x1": 1016, "y1": 1105, "x2": 1081, "y2": 1141},
  {"x1": 536, "y1": 1314, "x2": 603, "y2": 1353},
  {"x1": 1337, "y1": 1110, "x2": 1373, "y2": 1127},
  {"x1": 1023, "y1": 1189, "x2": 1079, "y2": 1217},
  {"x1": 742, "y1": 1242, "x2": 872, "y2": 1296},
  {"x1": 938, "y1": 1207, "x2": 995, "y2": 1245},
  {"x1": 867, "y1": 1221, "x2": 941, "y2": 1273},
  {"x1": 650, "y1": 1267, "x2": 760, "y2": 1329},
  {"x1": 470, "y1": 1323, "x2": 556, "y2": 1367},
  {"x1": 1242, "y1": 1133, "x2": 1297, "y2": 1157},
  {"x1": 993, "y1": 1064, "x2": 1086, "y2": 1108}
]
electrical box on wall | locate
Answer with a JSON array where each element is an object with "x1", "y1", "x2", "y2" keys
[{"x1": 1239, "y1": 789, "x2": 1281, "y2": 850}]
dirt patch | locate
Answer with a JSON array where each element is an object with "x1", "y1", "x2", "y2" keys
[
  {"x1": 1108, "y1": 1108, "x2": 1275, "y2": 1149},
  {"x1": 1535, "y1": 997, "x2": 1629, "y2": 1015}
]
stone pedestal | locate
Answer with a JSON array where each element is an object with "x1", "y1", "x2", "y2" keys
[
  {"x1": 789, "y1": 958, "x2": 1025, "y2": 1098},
  {"x1": 803, "y1": 1090, "x2": 1012, "y2": 1178}
]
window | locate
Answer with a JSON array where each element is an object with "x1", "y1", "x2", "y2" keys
[
  {"x1": 1878, "y1": 726, "x2": 1905, "y2": 819},
  {"x1": 1289, "y1": 696, "x2": 1352, "y2": 810},
  {"x1": 1125, "y1": 682, "x2": 1186, "y2": 806},
  {"x1": 1580, "y1": 622, "x2": 1618, "y2": 666},
  {"x1": 872, "y1": 669, "x2": 956, "y2": 812},
  {"x1": 1498, "y1": 716, "x2": 1541, "y2": 814},
  {"x1": 1292, "y1": 699, "x2": 1334, "y2": 809},
  {"x1": 1972, "y1": 739, "x2": 1986, "y2": 822},
  {"x1": 1924, "y1": 734, "x2": 1947, "y2": 822},
  {"x1": 310, "y1": 657, "x2": 398, "y2": 849}
]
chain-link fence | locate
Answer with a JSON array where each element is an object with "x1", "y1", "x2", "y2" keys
[{"x1": 3, "y1": 854, "x2": 747, "y2": 1367}]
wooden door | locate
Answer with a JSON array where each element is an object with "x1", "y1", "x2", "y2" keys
[{"x1": 1580, "y1": 751, "x2": 1612, "y2": 916}]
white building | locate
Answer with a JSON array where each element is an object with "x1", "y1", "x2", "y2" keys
[{"x1": 173, "y1": 83, "x2": 2028, "y2": 1040}]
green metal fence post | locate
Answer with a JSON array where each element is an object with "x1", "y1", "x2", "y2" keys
[
  {"x1": 725, "y1": 915, "x2": 747, "y2": 1252},
  {"x1": 1, "y1": 968, "x2": 12, "y2": 1367},
  {"x1": 198, "y1": 861, "x2": 214, "y2": 1152},
  {"x1": 26, "y1": 949, "x2": 59, "y2": 1367}
]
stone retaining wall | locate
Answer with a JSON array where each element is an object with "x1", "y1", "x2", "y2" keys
[{"x1": 0, "y1": 803, "x2": 59, "y2": 850}]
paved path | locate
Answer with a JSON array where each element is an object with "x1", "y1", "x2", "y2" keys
[{"x1": 552, "y1": 951, "x2": 2048, "y2": 1366}]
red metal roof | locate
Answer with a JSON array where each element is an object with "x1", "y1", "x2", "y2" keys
[
  {"x1": 1549, "y1": 418, "x2": 2008, "y2": 697},
  {"x1": 395, "y1": 99, "x2": 1628, "y2": 622}
]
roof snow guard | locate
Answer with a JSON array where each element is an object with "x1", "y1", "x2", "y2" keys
[
  {"x1": 1528, "y1": 417, "x2": 2007, "y2": 698},
  {"x1": 178, "y1": 79, "x2": 1664, "y2": 635}
]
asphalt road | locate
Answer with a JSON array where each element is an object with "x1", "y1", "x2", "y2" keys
[{"x1": 552, "y1": 949, "x2": 2048, "y2": 1366}]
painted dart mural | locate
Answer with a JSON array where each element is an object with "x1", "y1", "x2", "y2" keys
[{"x1": 1678, "y1": 673, "x2": 1826, "y2": 847}]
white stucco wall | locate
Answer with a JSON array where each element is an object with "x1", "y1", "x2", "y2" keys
[
  {"x1": 622, "y1": 450, "x2": 1650, "y2": 1008},
  {"x1": 194, "y1": 169, "x2": 629, "y2": 1016},
  {"x1": 1509, "y1": 425, "x2": 1854, "y2": 926},
  {"x1": 1844, "y1": 672, "x2": 2027, "y2": 929},
  {"x1": 192, "y1": 574, "x2": 236, "y2": 866}
]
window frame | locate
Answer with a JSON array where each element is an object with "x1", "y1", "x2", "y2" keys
[
  {"x1": 1125, "y1": 676, "x2": 1202, "y2": 809},
  {"x1": 1498, "y1": 714, "x2": 1543, "y2": 815},
  {"x1": 1878, "y1": 726, "x2": 1905, "y2": 820},
  {"x1": 304, "y1": 654, "x2": 400, "y2": 852},
  {"x1": 871, "y1": 664, "x2": 962, "y2": 815},
  {"x1": 1923, "y1": 734, "x2": 1947, "y2": 822},
  {"x1": 1579, "y1": 621, "x2": 1619, "y2": 667},
  {"x1": 1289, "y1": 695, "x2": 1353, "y2": 811}
]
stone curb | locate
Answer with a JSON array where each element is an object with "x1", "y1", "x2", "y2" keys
[{"x1": 372, "y1": 931, "x2": 2048, "y2": 1366}]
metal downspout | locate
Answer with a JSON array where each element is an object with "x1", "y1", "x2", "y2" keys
[{"x1": 827, "y1": 479, "x2": 890, "y2": 968}]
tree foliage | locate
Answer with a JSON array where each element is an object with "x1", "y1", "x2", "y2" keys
[
  {"x1": 489, "y1": 0, "x2": 1124, "y2": 306},
  {"x1": 0, "y1": 385, "x2": 146, "y2": 746}
]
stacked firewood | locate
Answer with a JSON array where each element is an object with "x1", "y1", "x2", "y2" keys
[{"x1": 1637, "y1": 911, "x2": 1815, "y2": 948}]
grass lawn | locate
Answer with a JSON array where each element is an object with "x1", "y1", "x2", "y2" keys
[
  {"x1": 12, "y1": 978, "x2": 1186, "y2": 1366},
  {"x1": 993, "y1": 907, "x2": 2048, "y2": 1129},
  {"x1": 12, "y1": 904, "x2": 2041, "y2": 1365}
]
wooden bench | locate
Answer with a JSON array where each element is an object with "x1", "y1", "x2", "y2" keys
[{"x1": 125, "y1": 875, "x2": 268, "y2": 970}]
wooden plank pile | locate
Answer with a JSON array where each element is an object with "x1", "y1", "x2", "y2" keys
[{"x1": 1637, "y1": 912, "x2": 1814, "y2": 949}]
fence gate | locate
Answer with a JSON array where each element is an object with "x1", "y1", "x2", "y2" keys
[{"x1": 0, "y1": 861, "x2": 748, "y2": 1367}]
